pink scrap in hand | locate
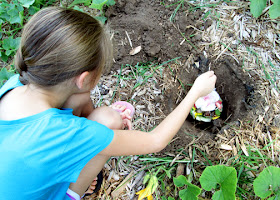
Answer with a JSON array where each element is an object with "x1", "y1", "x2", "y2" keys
[{"x1": 194, "y1": 90, "x2": 221, "y2": 112}]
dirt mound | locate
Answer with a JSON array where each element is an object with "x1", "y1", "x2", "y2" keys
[{"x1": 106, "y1": 0, "x2": 203, "y2": 70}]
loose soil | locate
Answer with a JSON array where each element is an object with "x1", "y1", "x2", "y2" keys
[{"x1": 106, "y1": 0, "x2": 255, "y2": 156}]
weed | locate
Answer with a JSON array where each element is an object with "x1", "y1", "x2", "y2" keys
[
  {"x1": 227, "y1": 145, "x2": 275, "y2": 199},
  {"x1": 0, "y1": 0, "x2": 54, "y2": 84},
  {"x1": 246, "y1": 46, "x2": 280, "y2": 92},
  {"x1": 0, "y1": 0, "x2": 53, "y2": 62},
  {"x1": 115, "y1": 58, "x2": 180, "y2": 95}
]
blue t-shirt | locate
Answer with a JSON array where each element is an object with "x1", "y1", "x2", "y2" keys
[{"x1": 0, "y1": 75, "x2": 114, "y2": 200}]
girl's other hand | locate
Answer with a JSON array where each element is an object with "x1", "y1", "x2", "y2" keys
[{"x1": 191, "y1": 71, "x2": 217, "y2": 98}]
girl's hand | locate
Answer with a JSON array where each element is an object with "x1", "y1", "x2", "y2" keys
[{"x1": 191, "y1": 71, "x2": 217, "y2": 98}]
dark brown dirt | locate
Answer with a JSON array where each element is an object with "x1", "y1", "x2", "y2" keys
[
  {"x1": 106, "y1": 0, "x2": 255, "y2": 156},
  {"x1": 105, "y1": 0, "x2": 204, "y2": 70}
]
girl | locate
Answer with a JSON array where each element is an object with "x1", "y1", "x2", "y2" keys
[{"x1": 0, "y1": 7, "x2": 216, "y2": 200}]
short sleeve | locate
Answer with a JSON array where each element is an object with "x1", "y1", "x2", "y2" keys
[{"x1": 56, "y1": 118, "x2": 114, "y2": 183}]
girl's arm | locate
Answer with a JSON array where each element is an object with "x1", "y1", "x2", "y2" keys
[{"x1": 100, "y1": 71, "x2": 217, "y2": 156}]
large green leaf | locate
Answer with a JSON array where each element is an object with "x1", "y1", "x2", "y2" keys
[
  {"x1": 2, "y1": 37, "x2": 21, "y2": 57},
  {"x1": 6, "y1": 4, "x2": 24, "y2": 24},
  {"x1": 269, "y1": 0, "x2": 280, "y2": 19},
  {"x1": 3, "y1": 37, "x2": 21, "y2": 51},
  {"x1": 0, "y1": 3, "x2": 9, "y2": 21},
  {"x1": 250, "y1": 0, "x2": 267, "y2": 18},
  {"x1": 253, "y1": 166, "x2": 280, "y2": 199},
  {"x1": 173, "y1": 175, "x2": 201, "y2": 200},
  {"x1": 199, "y1": 165, "x2": 237, "y2": 200},
  {"x1": 89, "y1": 0, "x2": 108, "y2": 11}
]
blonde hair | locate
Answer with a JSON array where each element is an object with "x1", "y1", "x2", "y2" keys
[{"x1": 15, "y1": 7, "x2": 112, "y2": 87}]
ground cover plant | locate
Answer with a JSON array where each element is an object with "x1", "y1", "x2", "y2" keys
[
  {"x1": 1, "y1": 0, "x2": 279, "y2": 199},
  {"x1": 0, "y1": 0, "x2": 56, "y2": 86}
]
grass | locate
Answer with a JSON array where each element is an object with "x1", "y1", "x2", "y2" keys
[
  {"x1": 113, "y1": 57, "x2": 181, "y2": 93},
  {"x1": 226, "y1": 144, "x2": 276, "y2": 199},
  {"x1": 245, "y1": 46, "x2": 280, "y2": 92}
]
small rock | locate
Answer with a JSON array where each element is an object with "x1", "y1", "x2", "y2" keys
[
  {"x1": 273, "y1": 114, "x2": 280, "y2": 127},
  {"x1": 176, "y1": 163, "x2": 185, "y2": 176},
  {"x1": 194, "y1": 34, "x2": 202, "y2": 41},
  {"x1": 204, "y1": 19, "x2": 212, "y2": 29}
]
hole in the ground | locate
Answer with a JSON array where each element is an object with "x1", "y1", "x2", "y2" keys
[
  {"x1": 161, "y1": 55, "x2": 255, "y2": 155},
  {"x1": 183, "y1": 55, "x2": 255, "y2": 134},
  {"x1": 186, "y1": 94, "x2": 231, "y2": 134}
]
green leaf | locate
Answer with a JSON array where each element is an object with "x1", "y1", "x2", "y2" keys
[
  {"x1": 73, "y1": 6, "x2": 84, "y2": 12},
  {"x1": 0, "y1": 3, "x2": 11, "y2": 21},
  {"x1": 106, "y1": 0, "x2": 115, "y2": 6},
  {"x1": 68, "y1": 0, "x2": 91, "y2": 8},
  {"x1": 89, "y1": 0, "x2": 108, "y2": 11},
  {"x1": 6, "y1": 4, "x2": 24, "y2": 24},
  {"x1": 269, "y1": 2, "x2": 280, "y2": 19},
  {"x1": 174, "y1": 175, "x2": 201, "y2": 200},
  {"x1": 0, "y1": 67, "x2": 15, "y2": 86},
  {"x1": 168, "y1": 197, "x2": 175, "y2": 200},
  {"x1": 0, "y1": 51, "x2": 9, "y2": 62},
  {"x1": 5, "y1": 49, "x2": 12, "y2": 56},
  {"x1": 179, "y1": 182, "x2": 201, "y2": 200},
  {"x1": 2, "y1": 37, "x2": 21, "y2": 60},
  {"x1": 28, "y1": 6, "x2": 40, "y2": 15},
  {"x1": 18, "y1": 0, "x2": 35, "y2": 8},
  {"x1": 199, "y1": 165, "x2": 237, "y2": 200},
  {"x1": 94, "y1": 16, "x2": 107, "y2": 24},
  {"x1": 253, "y1": 166, "x2": 280, "y2": 199},
  {"x1": 2, "y1": 37, "x2": 21, "y2": 51},
  {"x1": 143, "y1": 174, "x2": 150, "y2": 185},
  {"x1": 250, "y1": 0, "x2": 267, "y2": 18},
  {"x1": 174, "y1": 175, "x2": 187, "y2": 187},
  {"x1": 272, "y1": 0, "x2": 280, "y2": 4}
]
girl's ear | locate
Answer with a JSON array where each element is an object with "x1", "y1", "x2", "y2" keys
[{"x1": 75, "y1": 71, "x2": 90, "y2": 90}]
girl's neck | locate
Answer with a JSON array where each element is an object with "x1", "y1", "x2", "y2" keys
[
  {"x1": 0, "y1": 83, "x2": 75, "y2": 121},
  {"x1": 26, "y1": 83, "x2": 74, "y2": 109}
]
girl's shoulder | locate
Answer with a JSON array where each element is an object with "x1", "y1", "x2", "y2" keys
[{"x1": 0, "y1": 74, "x2": 22, "y2": 99}]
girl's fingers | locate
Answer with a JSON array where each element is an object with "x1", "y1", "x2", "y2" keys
[
  {"x1": 123, "y1": 119, "x2": 132, "y2": 130},
  {"x1": 110, "y1": 104, "x2": 133, "y2": 129},
  {"x1": 120, "y1": 110, "x2": 132, "y2": 120}
]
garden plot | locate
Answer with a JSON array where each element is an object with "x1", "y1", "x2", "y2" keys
[{"x1": 87, "y1": 0, "x2": 280, "y2": 199}]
